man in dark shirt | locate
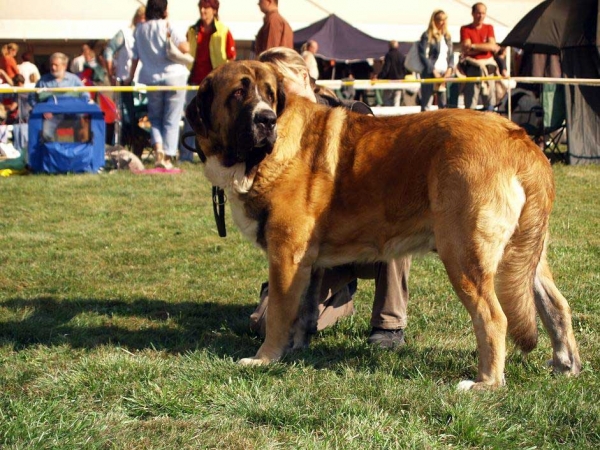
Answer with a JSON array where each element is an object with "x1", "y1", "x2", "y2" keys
[
  {"x1": 378, "y1": 40, "x2": 406, "y2": 107},
  {"x1": 255, "y1": 0, "x2": 293, "y2": 56}
]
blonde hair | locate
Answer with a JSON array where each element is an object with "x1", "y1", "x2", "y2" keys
[
  {"x1": 258, "y1": 46, "x2": 308, "y2": 87},
  {"x1": 1, "y1": 43, "x2": 19, "y2": 56},
  {"x1": 258, "y1": 46, "x2": 337, "y2": 100},
  {"x1": 132, "y1": 6, "x2": 146, "y2": 27},
  {"x1": 426, "y1": 10, "x2": 450, "y2": 43}
]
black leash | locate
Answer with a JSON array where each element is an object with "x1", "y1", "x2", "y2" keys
[
  {"x1": 212, "y1": 186, "x2": 227, "y2": 237},
  {"x1": 181, "y1": 131, "x2": 227, "y2": 238}
]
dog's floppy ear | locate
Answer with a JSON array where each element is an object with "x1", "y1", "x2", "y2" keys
[
  {"x1": 185, "y1": 77, "x2": 214, "y2": 138},
  {"x1": 276, "y1": 78, "x2": 286, "y2": 117}
]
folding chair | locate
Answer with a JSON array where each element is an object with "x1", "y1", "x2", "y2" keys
[
  {"x1": 539, "y1": 84, "x2": 567, "y2": 163},
  {"x1": 497, "y1": 85, "x2": 567, "y2": 163}
]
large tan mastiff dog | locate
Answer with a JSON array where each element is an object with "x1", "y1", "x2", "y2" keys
[{"x1": 185, "y1": 60, "x2": 580, "y2": 390}]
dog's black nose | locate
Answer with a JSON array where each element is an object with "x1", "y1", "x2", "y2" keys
[{"x1": 254, "y1": 110, "x2": 277, "y2": 131}]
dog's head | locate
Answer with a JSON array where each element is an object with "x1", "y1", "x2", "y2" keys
[{"x1": 185, "y1": 60, "x2": 286, "y2": 169}]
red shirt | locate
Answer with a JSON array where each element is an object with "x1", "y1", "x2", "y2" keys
[
  {"x1": 0, "y1": 55, "x2": 20, "y2": 83},
  {"x1": 460, "y1": 23, "x2": 496, "y2": 59},
  {"x1": 189, "y1": 25, "x2": 236, "y2": 85}
]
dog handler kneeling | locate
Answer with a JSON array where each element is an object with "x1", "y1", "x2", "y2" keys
[{"x1": 249, "y1": 47, "x2": 410, "y2": 348}]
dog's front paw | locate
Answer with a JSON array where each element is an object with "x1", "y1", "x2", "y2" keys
[
  {"x1": 238, "y1": 357, "x2": 270, "y2": 366},
  {"x1": 456, "y1": 374, "x2": 506, "y2": 391},
  {"x1": 456, "y1": 380, "x2": 476, "y2": 391}
]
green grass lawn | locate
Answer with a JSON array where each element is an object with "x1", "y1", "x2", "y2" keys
[{"x1": 1, "y1": 163, "x2": 599, "y2": 449}]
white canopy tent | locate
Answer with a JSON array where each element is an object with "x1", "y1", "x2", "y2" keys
[{"x1": 1, "y1": 0, "x2": 544, "y2": 43}]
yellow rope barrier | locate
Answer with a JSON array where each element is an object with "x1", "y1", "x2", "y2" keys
[{"x1": 1, "y1": 76, "x2": 598, "y2": 95}]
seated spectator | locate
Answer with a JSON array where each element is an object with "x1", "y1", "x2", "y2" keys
[
  {"x1": 18, "y1": 52, "x2": 41, "y2": 87},
  {"x1": 1, "y1": 75, "x2": 31, "y2": 124},
  {"x1": 29, "y1": 53, "x2": 90, "y2": 142},
  {"x1": 0, "y1": 43, "x2": 20, "y2": 85}
]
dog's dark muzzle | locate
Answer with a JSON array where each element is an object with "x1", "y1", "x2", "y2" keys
[{"x1": 252, "y1": 109, "x2": 277, "y2": 147}]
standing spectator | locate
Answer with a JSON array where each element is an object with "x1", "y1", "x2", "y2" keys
[
  {"x1": 252, "y1": 47, "x2": 411, "y2": 348},
  {"x1": 300, "y1": 39, "x2": 319, "y2": 80},
  {"x1": 104, "y1": 5, "x2": 146, "y2": 146},
  {"x1": 1, "y1": 74, "x2": 30, "y2": 124},
  {"x1": 0, "y1": 74, "x2": 31, "y2": 150},
  {"x1": 28, "y1": 53, "x2": 90, "y2": 141},
  {"x1": 254, "y1": 0, "x2": 293, "y2": 56},
  {"x1": 128, "y1": 0, "x2": 190, "y2": 170},
  {"x1": 70, "y1": 44, "x2": 97, "y2": 75},
  {"x1": 419, "y1": 10, "x2": 454, "y2": 111},
  {"x1": 0, "y1": 43, "x2": 20, "y2": 85},
  {"x1": 29, "y1": 53, "x2": 89, "y2": 107},
  {"x1": 17, "y1": 52, "x2": 41, "y2": 88},
  {"x1": 459, "y1": 2, "x2": 500, "y2": 110},
  {"x1": 179, "y1": 0, "x2": 236, "y2": 162},
  {"x1": 378, "y1": 40, "x2": 406, "y2": 107}
]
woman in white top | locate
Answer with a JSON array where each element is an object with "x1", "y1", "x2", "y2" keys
[
  {"x1": 418, "y1": 10, "x2": 454, "y2": 111},
  {"x1": 129, "y1": 0, "x2": 190, "y2": 169}
]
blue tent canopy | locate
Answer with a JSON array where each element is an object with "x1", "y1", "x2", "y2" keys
[{"x1": 294, "y1": 14, "x2": 390, "y2": 62}]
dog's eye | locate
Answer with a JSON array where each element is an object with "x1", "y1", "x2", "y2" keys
[
  {"x1": 265, "y1": 87, "x2": 275, "y2": 104},
  {"x1": 233, "y1": 88, "x2": 244, "y2": 100}
]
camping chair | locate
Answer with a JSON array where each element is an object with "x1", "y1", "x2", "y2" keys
[
  {"x1": 539, "y1": 84, "x2": 567, "y2": 163},
  {"x1": 497, "y1": 84, "x2": 567, "y2": 163}
]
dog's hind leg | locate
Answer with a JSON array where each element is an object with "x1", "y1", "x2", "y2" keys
[
  {"x1": 534, "y1": 248, "x2": 581, "y2": 376},
  {"x1": 433, "y1": 176, "x2": 528, "y2": 390},
  {"x1": 436, "y1": 231, "x2": 509, "y2": 390}
]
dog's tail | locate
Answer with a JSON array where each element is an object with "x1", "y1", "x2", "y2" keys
[{"x1": 495, "y1": 155, "x2": 555, "y2": 353}]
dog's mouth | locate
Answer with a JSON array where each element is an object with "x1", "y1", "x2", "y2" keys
[{"x1": 226, "y1": 107, "x2": 278, "y2": 170}]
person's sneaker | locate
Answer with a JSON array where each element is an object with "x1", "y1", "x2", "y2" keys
[{"x1": 367, "y1": 328, "x2": 406, "y2": 348}]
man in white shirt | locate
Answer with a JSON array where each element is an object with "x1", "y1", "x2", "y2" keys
[{"x1": 17, "y1": 52, "x2": 41, "y2": 88}]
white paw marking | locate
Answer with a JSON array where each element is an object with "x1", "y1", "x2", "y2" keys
[
  {"x1": 456, "y1": 380, "x2": 476, "y2": 391},
  {"x1": 238, "y1": 357, "x2": 267, "y2": 366}
]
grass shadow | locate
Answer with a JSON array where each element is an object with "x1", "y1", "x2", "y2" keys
[{"x1": 0, "y1": 296, "x2": 260, "y2": 358}]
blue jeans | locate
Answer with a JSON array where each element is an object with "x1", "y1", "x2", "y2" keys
[
  {"x1": 146, "y1": 73, "x2": 188, "y2": 157},
  {"x1": 178, "y1": 89, "x2": 197, "y2": 162}
]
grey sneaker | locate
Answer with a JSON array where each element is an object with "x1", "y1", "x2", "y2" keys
[{"x1": 368, "y1": 328, "x2": 406, "y2": 348}]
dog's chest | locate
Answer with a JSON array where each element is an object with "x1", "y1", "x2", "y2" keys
[{"x1": 229, "y1": 194, "x2": 261, "y2": 244}]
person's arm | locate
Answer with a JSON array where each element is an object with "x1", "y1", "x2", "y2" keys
[
  {"x1": 226, "y1": 30, "x2": 237, "y2": 61},
  {"x1": 378, "y1": 54, "x2": 390, "y2": 79},
  {"x1": 170, "y1": 24, "x2": 190, "y2": 54},
  {"x1": 468, "y1": 38, "x2": 500, "y2": 55},
  {"x1": 418, "y1": 33, "x2": 434, "y2": 73},
  {"x1": 9, "y1": 57, "x2": 20, "y2": 75},
  {"x1": 104, "y1": 29, "x2": 125, "y2": 84},
  {"x1": 30, "y1": 66, "x2": 41, "y2": 84},
  {"x1": 460, "y1": 26, "x2": 472, "y2": 55},
  {"x1": 0, "y1": 68, "x2": 13, "y2": 85},
  {"x1": 125, "y1": 59, "x2": 139, "y2": 86},
  {"x1": 444, "y1": 35, "x2": 454, "y2": 77}
]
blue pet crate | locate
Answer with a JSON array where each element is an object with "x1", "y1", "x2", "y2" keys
[{"x1": 28, "y1": 96, "x2": 105, "y2": 173}]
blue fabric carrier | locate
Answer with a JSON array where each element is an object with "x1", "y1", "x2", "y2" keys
[{"x1": 28, "y1": 96, "x2": 105, "y2": 173}]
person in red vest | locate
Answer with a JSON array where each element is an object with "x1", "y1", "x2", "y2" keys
[{"x1": 180, "y1": 0, "x2": 236, "y2": 162}]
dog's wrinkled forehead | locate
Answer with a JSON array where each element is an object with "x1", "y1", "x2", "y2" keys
[
  {"x1": 184, "y1": 60, "x2": 285, "y2": 151},
  {"x1": 212, "y1": 60, "x2": 279, "y2": 106}
]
